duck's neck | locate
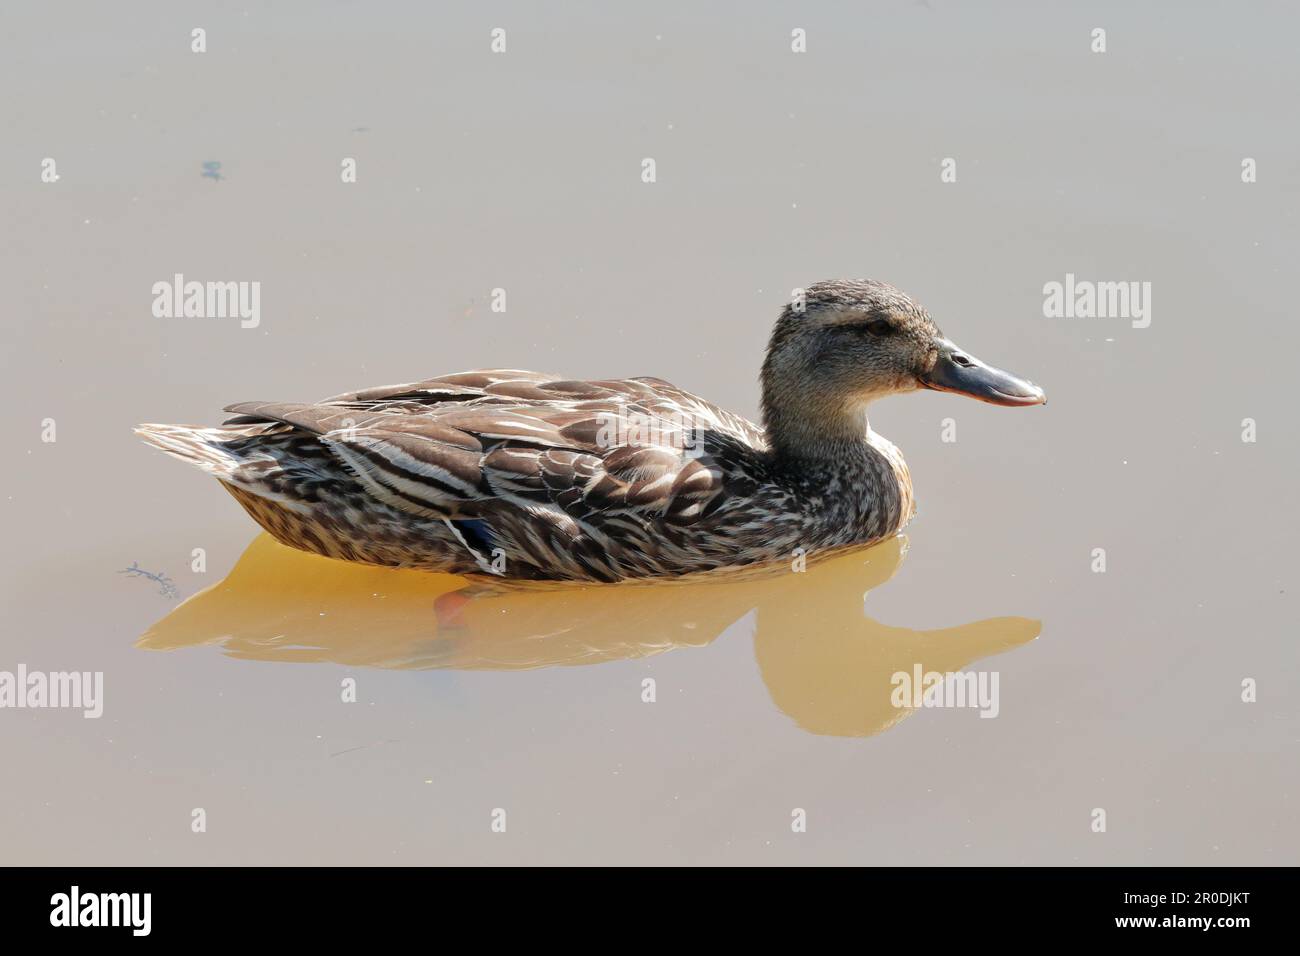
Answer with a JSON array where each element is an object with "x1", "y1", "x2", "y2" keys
[{"x1": 761, "y1": 389, "x2": 875, "y2": 464}]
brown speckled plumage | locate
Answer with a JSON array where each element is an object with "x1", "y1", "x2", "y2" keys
[{"x1": 137, "y1": 280, "x2": 1043, "y2": 581}]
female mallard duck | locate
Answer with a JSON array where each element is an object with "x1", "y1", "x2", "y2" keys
[{"x1": 138, "y1": 279, "x2": 1044, "y2": 582}]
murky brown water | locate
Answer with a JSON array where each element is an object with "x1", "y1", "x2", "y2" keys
[{"x1": 3, "y1": 1, "x2": 1296, "y2": 865}]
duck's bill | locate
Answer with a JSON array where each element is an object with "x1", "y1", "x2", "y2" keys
[{"x1": 921, "y1": 339, "x2": 1046, "y2": 407}]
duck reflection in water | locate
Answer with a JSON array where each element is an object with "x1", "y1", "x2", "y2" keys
[{"x1": 139, "y1": 534, "x2": 1040, "y2": 738}]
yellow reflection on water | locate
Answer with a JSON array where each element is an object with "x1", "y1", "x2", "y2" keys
[{"x1": 139, "y1": 534, "x2": 1040, "y2": 737}]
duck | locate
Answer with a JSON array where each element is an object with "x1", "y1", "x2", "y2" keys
[{"x1": 137, "y1": 279, "x2": 1045, "y2": 582}]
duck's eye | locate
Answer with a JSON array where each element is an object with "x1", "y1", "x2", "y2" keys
[{"x1": 863, "y1": 318, "x2": 893, "y2": 337}]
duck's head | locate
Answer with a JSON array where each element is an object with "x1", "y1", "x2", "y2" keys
[{"x1": 760, "y1": 279, "x2": 1045, "y2": 456}]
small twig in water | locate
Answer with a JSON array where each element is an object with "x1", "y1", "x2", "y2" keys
[{"x1": 119, "y1": 562, "x2": 180, "y2": 600}]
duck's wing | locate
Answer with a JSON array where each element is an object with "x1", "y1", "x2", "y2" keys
[
  {"x1": 316, "y1": 370, "x2": 765, "y2": 445},
  {"x1": 222, "y1": 372, "x2": 765, "y2": 528},
  {"x1": 320, "y1": 369, "x2": 570, "y2": 407}
]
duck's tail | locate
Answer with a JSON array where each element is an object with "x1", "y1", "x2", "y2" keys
[
  {"x1": 135, "y1": 421, "x2": 467, "y2": 572},
  {"x1": 134, "y1": 423, "x2": 251, "y2": 478}
]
